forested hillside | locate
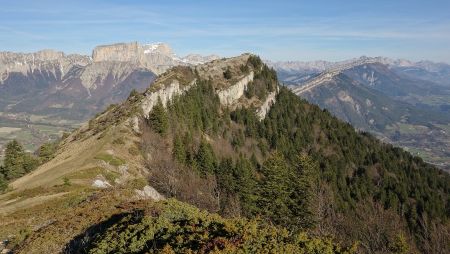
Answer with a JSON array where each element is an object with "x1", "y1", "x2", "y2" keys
[{"x1": 141, "y1": 56, "x2": 450, "y2": 253}]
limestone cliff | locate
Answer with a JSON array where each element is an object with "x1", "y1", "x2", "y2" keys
[
  {"x1": 92, "y1": 42, "x2": 144, "y2": 63},
  {"x1": 217, "y1": 71, "x2": 254, "y2": 105},
  {"x1": 141, "y1": 79, "x2": 196, "y2": 117}
]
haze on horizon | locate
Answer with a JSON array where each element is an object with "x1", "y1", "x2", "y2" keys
[{"x1": 1, "y1": 0, "x2": 449, "y2": 63}]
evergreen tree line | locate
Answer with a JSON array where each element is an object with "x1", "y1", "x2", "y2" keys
[
  {"x1": 144, "y1": 56, "x2": 449, "y2": 252},
  {"x1": 0, "y1": 139, "x2": 60, "y2": 192}
]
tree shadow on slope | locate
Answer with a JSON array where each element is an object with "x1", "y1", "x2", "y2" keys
[{"x1": 63, "y1": 210, "x2": 145, "y2": 254}]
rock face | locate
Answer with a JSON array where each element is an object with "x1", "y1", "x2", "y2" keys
[
  {"x1": 256, "y1": 90, "x2": 277, "y2": 120},
  {"x1": 141, "y1": 79, "x2": 196, "y2": 117},
  {"x1": 218, "y1": 71, "x2": 254, "y2": 105},
  {"x1": 0, "y1": 50, "x2": 90, "y2": 83},
  {"x1": 93, "y1": 42, "x2": 144, "y2": 63}
]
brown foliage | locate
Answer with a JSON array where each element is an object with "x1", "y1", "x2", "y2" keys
[{"x1": 141, "y1": 123, "x2": 219, "y2": 213}]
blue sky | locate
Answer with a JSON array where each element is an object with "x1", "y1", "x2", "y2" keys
[{"x1": 1, "y1": 0, "x2": 449, "y2": 62}]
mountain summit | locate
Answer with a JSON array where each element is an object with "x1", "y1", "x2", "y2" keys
[{"x1": 92, "y1": 41, "x2": 219, "y2": 74}]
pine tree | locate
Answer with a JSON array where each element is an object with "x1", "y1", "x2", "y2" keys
[
  {"x1": 23, "y1": 153, "x2": 39, "y2": 173},
  {"x1": 196, "y1": 140, "x2": 216, "y2": 174},
  {"x1": 257, "y1": 152, "x2": 293, "y2": 226},
  {"x1": 37, "y1": 142, "x2": 58, "y2": 162},
  {"x1": 291, "y1": 153, "x2": 319, "y2": 229},
  {"x1": 172, "y1": 134, "x2": 186, "y2": 164},
  {"x1": 0, "y1": 171, "x2": 7, "y2": 192},
  {"x1": 389, "y1": 233, "x2": 409, "y2": 254},
  {"x1": 3, "y1": 140, "x2": 39, "y2": 180},
  {"x1": 235, "y1": 156, "x2": 258, "y2": 215},
  {"x1": 4, "y1": 140, "x2": 26, "y2": 179},
  {"x1": 148, "y1": 97, "x2": 169, "y2": 135}
]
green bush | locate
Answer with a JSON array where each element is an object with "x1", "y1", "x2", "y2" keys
[
  {"x1": 223, "y1": 68, "x2": 232, "y2": 79},
  {"x1": 86, "y1": 199, "x2": 355, "y2": 254}
]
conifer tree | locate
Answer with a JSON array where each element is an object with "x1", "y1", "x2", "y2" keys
[
  {"x1": 0, "y1": 171, "x2": 7, "y2": 192},
  {"x1": 148, "y1": 97, "x2": 169, "y2": 135},
  {"x1": 37, "y1": 142, "x2": 58, "y2": 162},
  {"x1": 3, "y1": 140, "x2": 39, "y2": 180},
  {"x1": 196, "y1": 140, "x2": 216, "y2": 174},
  {"x1": 292, "y1": 153, "x2": 319, "y2": 229},
  {"x1": 257, "y1": 152, "x2": 293, "y2": 226},
  {"x1": 4, "y1": 140, "x2": 26, "y2": 179},
  {"x1": 389, "y1": 233, "x2": 409, "y2": 254},
  {"x1": 172, "y1": 134, "x2": 186, "y2": 164}
]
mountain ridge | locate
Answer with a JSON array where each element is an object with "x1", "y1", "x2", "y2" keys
[{"x1": 278, "y1": 58, "x2": 450, "y2": 171}]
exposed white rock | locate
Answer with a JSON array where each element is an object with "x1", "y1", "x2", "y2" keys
[
  {"x1": 141, "y1": 79, "x2": 196, "y2": 117},
  {"x1": 0, "y1": 50, "x2": 90, "y2": 83},
  {"x1": 218, "y1": 71, "x2": 254, "y2": 106},
  {"x1": 92, "y1": 42, "x2": 143, "y2": 63},
  {"x1": 92, "y1": 179, "x2": 112, "y2": 188},
  {"x1": 135, "y1": 185, "x2": 165, "y2": 201},
  {"x1": 257, "y1": 91, "x2": 277, "y2": 120},
  {"x1": 130, "y1": 116, "x2": 141, "y2": 133}
]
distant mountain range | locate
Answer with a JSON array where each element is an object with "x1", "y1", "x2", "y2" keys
[
  {"x1": 270, "y1": 57, "x2": 450, "y2": 170},
  {"x1": 0, "y1": 42, "x2": 219, "y2": 120},
  {"x1": 268, "y1": 56, "x2": 450, "y2": 87},
  {"x1": 0, "y1": 42, "x2": 219, "y2": 156}
]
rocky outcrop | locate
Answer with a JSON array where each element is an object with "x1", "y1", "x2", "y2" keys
[
  {"x1": 141, "y1": 79, "x2": 197, "y2": 117},
  {"x1": 217, "y1": 71, "x2": 254, "y2": 106},
  {"x1": 0, "y1": 50, "x2": 90, "y2": 83},
  {"x1": 92, "y1": 42, "x2": 143, "y2": 63},
  {"x1": 135, "y1": 185, "x2": 165, "y2": 201},
  {"x1": 182, "y1": 54, "x2": 220, "y2": 65},
  {"x1": 257, "y1": 90, "x2": 277, "y2": 120},
  {"x1": 92, "y1": 175, "x2": 112, "y2": 188}
]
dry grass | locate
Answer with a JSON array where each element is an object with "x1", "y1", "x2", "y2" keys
[
  {"x1": 1, "y1": 188, "x2": 140, "y2": 253},
  {"x1": 0, "y1": 115, "x2": 151, "y2": 253}
]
